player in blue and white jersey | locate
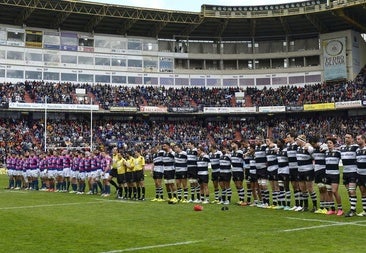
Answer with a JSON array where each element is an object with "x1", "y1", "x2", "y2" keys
[
  {"x1": 266, "y1": 137, "x2": 280, "y2": 209},
  {"x1": 255, "y1": 136, "x2": 269, "y2": 207},
  {"x1": 340, "y1": 134, "x2": 359, "y2": 217},
  {"x1": 186, "y1": 141, "x2": 200, "y2": 203},
  {"x1": 355, "y1": 134, "x2": 366, "y2": 216},
  {"x1": 277, "y1": 138, "x2": 291, "y2": 210},
  {"x1": 209, "y1": 144, "x2": 223, "y2": 203},
  {"x1": 324, "y1": 136, "x2": 343, "y2": 216},
  {"x1": 174, "y1": 143, "x2": 188, "y2": 202},
  {"x1": 286, "y1": 132, "x2": 301, "y2": 210},
  {"x1": 295, "y1": 134, "x2": 316, "y2": 212},
  {"x1": 162, "y1": 142, "x2": 177, "y2": 203},
  {"x1": 151, "y1": 145, "x2": 165, "y2": 202},
  {"x1": 231, "y1": 141, "x2": 245, "y2": 205},
  {"x1": 309, "y1": 136, "x2": 328, "y2": 214},
  {"x1": 197, "y1": 145, "x2": 210, "y2": 204},
  {"x1": 219, "y1": 145, "x2": 232, "y2": 204}
]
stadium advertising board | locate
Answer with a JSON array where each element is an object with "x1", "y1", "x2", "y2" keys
[
  {"x1": 335, "y1": 100, "x2": 362, "y2": 109},
  {"x1": 303, "y1": 103, "x2": 335, "y2": 111},
  {"x1": 323, "y1": 37, "x2": 347, "y2": 81},
  {"x1": 140, "y1": 106, "x2": 167, "y2": 113},
  {"x1": 203, "y1": 107, "x2": 256, "y2": 114},
  {"x1": 286, "y1": 105, "x2": 304, "y2": 112},
  {"x1": 9, "y1": 102, "x2": 99, "y2": 111},
  {"x1": 258, "y1": 106, "x2": 286, "y2": 113},
  {"x1": 168, "y1": 107, "x2": 198, "y2": 113},
  {"x1": 109, "y1": 106, "x2": 137, "y2": 112}
]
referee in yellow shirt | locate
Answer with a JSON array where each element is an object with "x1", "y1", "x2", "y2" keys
[
  {"x1": 134, "y1": 149, "x2": 146, "y2": 201},
  {"x1": 116, "y1": 152, "x2": 127, "y2": 199}
]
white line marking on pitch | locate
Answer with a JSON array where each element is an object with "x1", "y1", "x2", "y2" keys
[
  {"x1": 0, "y1": 201, "x2": 103, "y2": 210},
  {"x1": 282, "y1": 217, "x2": 366, "y2": 232},
  {"x1": 95, "y1": 199, "x2": 141, "y2": 204},
  {"x1": 100, "y1": 240, "x2": 201, "y2": 253}
]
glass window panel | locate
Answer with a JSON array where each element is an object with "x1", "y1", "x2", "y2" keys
[
  {"x1": 7, "y1": 31, "x2": 24, "y2": 42},
  {"x1": 25, "y1": 52, "x2": 42, "y2": 62},
  {"x1": 25, "y1": 71, "x2": 42, "y2": 80},
  {"x1": 44, "y1": 72, "x2": 59, "y2": 80},
  {"x1": 111, "y1": 40, "x2": 126, "y2": 49},
  {"x1": 128, "y1": 59, "x2": 142, "y2": 68},
  {"x1": 44, "y1": 53, "x2": 59, "y2": 63},
  {"x1": 61, "y1": 55, "x2": 77, "y2": 64},
  {"x1": 112, "y1": 76, "x2": 126, "y2": 84},
  {"x1": 78, "y1": 38, "x2": 94, "y2": 47},
  {"x1": 78, "y1": 74, "x2": 93, "y2": 82},
  {"x1": 0, "y1": 50, "x2": 5, "y2": 59},
  {"x1": 0, "y1": 69, "x2": 5, "y2": 77},
  {"x1": 95, "y1": 38, "x2": 110, "y2": 48},
  {"x1": 7, "y1": 69, "x2": 24, "y2": 79},
  {"x1": 95, "y1": 57, "x2": 110, "y2": 66},
  {"x1": 7, "y1": 51, "x2": 24, "y2": 60},
  {"x1": 111, "y1": 58, "x2": 126, "y2": 67},
  {"x1": 128, "y1": 41, "x2": 142, "y2": 50},
  {"x1": 61, "y1": 73, "x2": 77, "y2": 81},
  {"x1": 95, "y1": 75, "x2": 110, "y2": 83},
  {"x1": 78, "y1": 56, "x2": 93, "y2": 65}
]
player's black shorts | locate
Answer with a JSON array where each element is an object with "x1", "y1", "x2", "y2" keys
[
  {"x1": 164, "y1": 170, "x2": 175, "y2": 180},
  {"x1": 357, "y1": 174, "x2": 366, "y2": 187},
  {"x1": 289, "y1": 168, "x2": 299, "y2": 182},
  {"x1": 153, "y1": 171, "x2": 164, "y2": 180},
  {"x1": 314, "y1": 169, "x2": 326, "y2": 184},
  {"x1": 268, "y1": 170, "x2": 278, "y2": 181},
  {"x1": 298, "y1": 170, "x2": 314, "y2": 182},
  {"x1": 117, "y1": 173, "x2": 126, "y2": 184},
  {"x1": 110, "y1": 168, "x2": 118, "y2": 178},
  {"x1": 197, "y1": 174, "x2": 209, "y2": 184},
  {"x1": 125, "y1": 171, "x2": 134, "y2": 183},
  {"x1": 211, "y1": 171, "x2": 220, "y2": 182},
  {"x1": 325, "y1": 174, "x2": 340, "y2": 185},
  {"x1": 134, "y1": 170, "x2": 144, "y2": 182},
  {"x1": 256, "y1": 168, "x2": 267, "y2": 180},
  {"x1": 278, "y1": 173, "x2": 289, "y2": 182},
  {"x1": 187, "y1": 167, "x2": 198, "y2": 179},
  {"x1": 343, "y1": 172, "x2": 357, "y2": 185},
  {"x1": 219, "y1": 172, "x2": 231, "y2": 182},
  {"x1": 175, "y1": 171, "x2": 188, "y2": 180},
  {"x1": 232, "y1": 171, "x2": 244, "y2": 182}
]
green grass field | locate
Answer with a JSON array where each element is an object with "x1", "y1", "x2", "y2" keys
[{"x1": 0, "y1": 173, "x2": 365, "y2": 253}]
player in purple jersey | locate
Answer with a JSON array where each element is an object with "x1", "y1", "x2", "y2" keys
[
  {"x1": 5, "y1": 151, "x2": 17, "y2": 189},
  {"x1": 62, "y1": 150, "x2": 72, "y2": 192}
]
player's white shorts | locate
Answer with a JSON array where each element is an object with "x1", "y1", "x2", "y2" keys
[
  {"x1": 102, "y1": 172, "x2": 110, "y2": 180},
  {"x1": 78, "y1": 172, "x2": 87, "y2": 180},
  {"x1": 27, "y1": 169, "x2": 40, "y2": 178},
  {"x1": 47, "y1": 170, "x2": 57, "y2": 179},
  {"x1": 70, "y1": 170, "x2": 78, "y2": 179},
  {"x1": 63, "y1": 167, "x2": 71, "y2": 178}
]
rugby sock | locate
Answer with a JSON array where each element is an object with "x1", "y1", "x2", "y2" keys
[
  {"x1": 294, "y1": 190, "x2": 301, "y2": 207},
  {"x1": 272, "y1": 191, "x2": 279, "y2": 206},
  {"x1": 196, "y1": 186, "x2": 200, "y2": 200},
  {"x1": 302, "y1": 192, "x2": 309, "y2": 208},
  {"x1": 221, "y1": 189, "x2": 227, "y2": 202},
  {"x1": 350, "y1": 195, "x2": 357, "y2": 211},
  {"x1": 177, "y1": 187, "x2": 182, "y2": 200},
  {"x1": 98, "y1": 181, "x2": 104, "y2": 192},
  {"x1": 311, "y1": 191, "x2": 317, "y2": 209},
  {"x1": 72, "y1": 183, "x2": 77, "y2": 192},
  {"x1": 227, "y1": 188, "x2": 232, "y2": 202},
  {"x1": 214, "y1": 189, "x2": 219, "y2": 201},
  {"x1": 190, "y1": 186, "x2": 195, "y2": 200},
  {"x1": 109, "y1": 179, "x2": 118, "y2": 190},
  {"x1": 141, "y1": 187, "x2": 145, "y2": 199},
  {"x1": 246, "y1": 189, "x2": 252, "y2": 203},
  {"x1": 238, "y1": 188, "x2": 245, "y2": 202},
  {"x1": 285, "y1": 190, "x2": 291, "y2": 207},
  {"x1": 362, "y1": 197, "x2": 366, "y2": 211},
  {"x1": 183, "y1": 188, "x2": 188, "y2": 200},
  {"x1": 158, "y1": 187, "x2": 164, "y2": 199},
  {"x1": 137, "y1": 187, "x2": 141, "y2": 199}
]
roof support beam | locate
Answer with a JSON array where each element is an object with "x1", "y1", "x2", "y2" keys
[
  {"x1": 305, "y1": 13, "x2": 328, "y2": 33},
  {"x1": 334, "y1": 8, "x2": 366, "y2": 33}
]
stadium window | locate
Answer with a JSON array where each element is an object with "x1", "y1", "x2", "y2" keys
[
  {"x1": 26, "y1": 30, "x2": 42, "y2": 48},
  {"x1": 25, "y1": 71, "x2": 42, "y2": 80},
  {"x1": 0, "y1": 50, "x2": 5, "y2": 59},
  {"x1": 7, "y1": 69, "x2": 24, "y2": 79},
  {"x1": 7, "y1": 51, "x2": 24, "y2": 60},
  {"x1": 78, "y1": 38, "x2": 94, "y2": 47},
  {"x1": 0, "y1": 69, "x2": 5, "y2": 77},
  {"x1": 7, "y1": 30, "x2": 24, "y2": 42}
]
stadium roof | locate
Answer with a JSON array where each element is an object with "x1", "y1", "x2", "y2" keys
[{"x1": 0, "y1": 0, "x2": 365, "y2": 40}]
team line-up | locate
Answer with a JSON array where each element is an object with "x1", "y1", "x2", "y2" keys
[{"x1": 4, "y1": 132, "x2": 366, "y2": 218}]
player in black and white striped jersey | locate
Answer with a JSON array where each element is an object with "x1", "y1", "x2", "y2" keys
[
  {"x1": 173, "y1": 143, "x2": 188, "y2": 203},
  {"x1": 209, "y1": 144, "x2": 222, "y2": 204},
  {"x1": 340, "y1": 134, "x2": 359, "y2": 217},
  {"x1": 355, "y1": 134, "x2": 366, "y2": 216}
]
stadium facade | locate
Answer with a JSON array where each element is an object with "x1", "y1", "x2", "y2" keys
[{"x1": 0, "y1": 0, "x2": 365, "y2": 119}]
